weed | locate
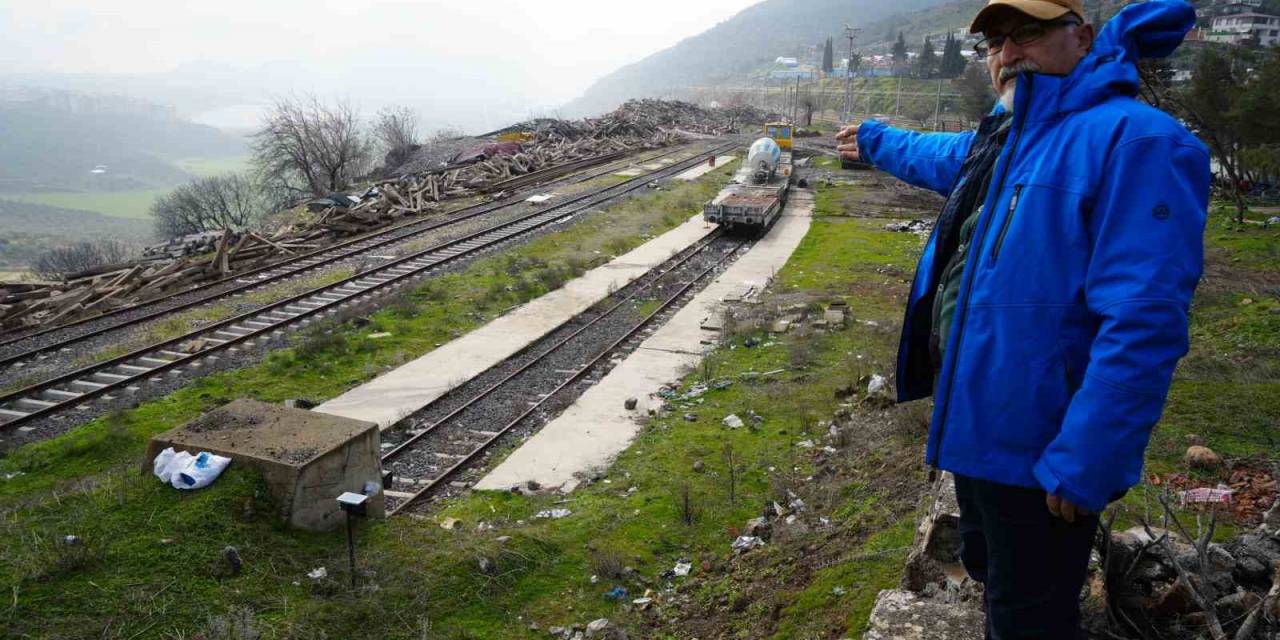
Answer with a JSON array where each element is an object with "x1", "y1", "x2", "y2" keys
[
  {"x1": 388, "y1": 293, "x2": 420, "y2": 318},
  {"x1": 786, "y1": 335, "x2": 820, "y2": 370},
  {"x1": 199, "y1": 606, "x2": 263, "y2": 640},
  {"x1": 723, "y1": 443, "x2": 739, "y2": 506},
  {"x1": 294, "y1": 322, "x2": 347, "y2": 360},
  {"x1": 589, "y1": 548, "x2": 628, "y2": 581},
  {"x1": 674, "y1": 482, "x2": 701, "y2": 526}
]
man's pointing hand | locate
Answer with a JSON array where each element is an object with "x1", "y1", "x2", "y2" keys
[{"x1": 835, "y1": 123, "x2": 861, "y2": 163}]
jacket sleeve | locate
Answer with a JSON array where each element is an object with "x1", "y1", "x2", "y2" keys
[
  {"x1": 1032, "y1": 135, "x2": 1209, "y2": 513},
  {"x1": 856, "y1": 120, "x2": 975, "y2": 197}
]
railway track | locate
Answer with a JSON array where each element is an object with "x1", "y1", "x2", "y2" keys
[
  {"x1": 379, "y1": 232, "x2": 747, "y2": 515},
  {"x1": 0, "y1": 144, "x2": 705, "y2": 372},
  {"x1": 0, "y1": 142, "x2": 737, "y2": 438}
]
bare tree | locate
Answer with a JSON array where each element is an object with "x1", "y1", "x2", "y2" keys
[
  {"x1": 799, "y1": 90, "x2": 820, "y2": 126},
  {"x1": 150, "y1": 173, "x2": 269, "y2": 240},
  {"x1": 251, "y1": 95, "x2": 371, "y2": 199},
  {"x1": 33, "y1": 240, "x2": 132, "y2": 281},
  {"x1": 372, "y1": 106, "x2": 421, "y2": 171}
]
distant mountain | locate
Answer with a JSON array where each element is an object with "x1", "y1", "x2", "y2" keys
[
  {"x1": 564, "y1": 0, "x2": 952, "y2": 116},
  {"x1": 0, "y1": 90, "x2": 246, "y2": 192}
]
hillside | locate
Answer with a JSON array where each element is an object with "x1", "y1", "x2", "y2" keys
[
  {"x1": 563, "y1": 0, "x2": 951, "y2": 116},
  {"x1": 566, "y1": 0, "x2": 1154, "y2": 116},
  {"x1": 0, "y1": 101, "x2": 246, "y2": 193},
  {"x1": 0, "y1": 199, "x2": 152, "y2": 270}
]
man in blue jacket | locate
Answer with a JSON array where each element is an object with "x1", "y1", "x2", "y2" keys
[{"x1": 836, "y1": 0, "x2": 1208, "y2": 637}]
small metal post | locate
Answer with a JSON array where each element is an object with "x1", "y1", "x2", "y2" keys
[{"x1": 346, "y1": 509, "x2": 357, "y2": 588}]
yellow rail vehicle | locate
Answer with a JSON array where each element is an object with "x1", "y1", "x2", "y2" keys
[{"x1": 764, "y1": 122, "x2": 793, "y2": 151}]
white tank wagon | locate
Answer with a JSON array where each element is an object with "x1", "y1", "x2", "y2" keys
[{"x1": 703, "y1": 136, "x2": 793, "y2": 235}]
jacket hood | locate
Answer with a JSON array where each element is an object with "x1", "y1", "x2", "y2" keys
[{"x1": 1023, "y1": 0, "x2": 1195, "y2": 117}]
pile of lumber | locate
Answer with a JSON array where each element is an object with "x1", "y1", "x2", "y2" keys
[{"x1": 0, "y1": 230, "x2": 320, "y2": 332}]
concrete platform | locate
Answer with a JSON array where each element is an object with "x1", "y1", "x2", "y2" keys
[
  {"x1": 145, "y1": 399, "x2": 384, "y2": 531},
  {"x1": 313, "y1": 214, "x2": 718, "y2": 428},
  {"x1": 475, "y1": 190, "x2": 815, "y2": 491},
  {"x1": 674, "y1": 155, "x2": 737, "y2": 181}
]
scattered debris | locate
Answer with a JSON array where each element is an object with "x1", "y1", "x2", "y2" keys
[
  {"x1": 1185, "y1": 445, "x2": 1223, "y2": 469},
  {"x1": 883, "y1": 219, "x2": 933, "y2": 236},
  {"x1": 672, "y1": 560, "x2": 693, "y2": 577},
  {"x1": 536, "y1": 508, "x2": 572, "y2": 519},
  {"x1": 732, "y1": 535, "x2": 765, "y2": 554},
  {"x1": 867, "y1": 375, "x2": 888, "y2": 396},
  {"x1": 307, "y1": 567, "x2": 328, "y2": 580},
  {"x1": 624, "y1": 397, "x2": 638, "y2": 410},
  {"x1": 221, "y1": 546, "x2": 243, "y2": 576},
  {"x1": 722, "y1": 414, "x2": 744, "y2": 429},
  {"x1": 440, "y1": 517, "x2": 462, "y2": 530}
]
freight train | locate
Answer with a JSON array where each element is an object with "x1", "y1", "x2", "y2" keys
[{"x1": 702, "y1": 122, "x2": 794, "y2": 235}]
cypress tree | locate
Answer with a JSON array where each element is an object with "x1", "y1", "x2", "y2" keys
[
  {"x1": 892, "y1": 32, "x2": 909, "y2": 75},
  {"x1": 918, "y1": 36, "x2": 938, "y2": 79}
]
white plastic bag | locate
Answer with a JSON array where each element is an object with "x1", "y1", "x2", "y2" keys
[
  {"x1": 152, "y1": 447, "x2": 231, "y2": 490},
  {"x1": 152, "y1": 447, "x2": 178, "y2": 480},
  {"x1": 171, "y1": 451, "x2": 231, "y2": 490},
  {"x1": 153, "y1": 448, "x2": 194, "y2": 482}
]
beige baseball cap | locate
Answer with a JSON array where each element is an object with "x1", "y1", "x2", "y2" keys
[{"x1": 969, "y1": 0, "x2": 1085, "y2": 34}]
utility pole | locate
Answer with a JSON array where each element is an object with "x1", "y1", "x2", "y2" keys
[
  {"x1": 793, "y1": 75, "x2": 801, "y2": 124},
  {"x1": 841, "y1": 25, "x2": 861, "y2": 121},
  {"x1": 933, "y1": 79, "x2": 943, "y2": 131}
]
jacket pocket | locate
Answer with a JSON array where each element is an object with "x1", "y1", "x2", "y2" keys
[{"x1": 989, "y1": 184, "x2": 1023, "y2": 264}]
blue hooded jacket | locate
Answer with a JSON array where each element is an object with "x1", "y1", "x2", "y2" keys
[{"x1": 855, "y1": 0, "x2": 1209, "y2": 512}]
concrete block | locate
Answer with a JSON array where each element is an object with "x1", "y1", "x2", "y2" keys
[
  {"x1": 143, "y1": 399, "x2": 384, "y2": 532},
  {"x1": 864, "y1": 590, "x2": 984, "y2": 640}
]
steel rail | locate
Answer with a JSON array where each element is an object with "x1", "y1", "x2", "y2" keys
[
  {"x1": 383, "y1": 236, "x2": 747, "y2": 515},
  {"x1": 0, "y1": 143, "x2": 736, "y2": 433},
  {"x1": 0, "y1": 145, "x2": 694, "y2": 364},
  {"x1": 380, "y1": 230, "x2": 726, "y2": 463}
]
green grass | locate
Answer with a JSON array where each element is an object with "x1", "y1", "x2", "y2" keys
[
  {"x1": 171, "y1": 156, "x2": 252, "y2": 178},
  {"x1": 0, "y1": 171, "x2": 930, "y2": 638},
  {"x1": 4, "y1": 189, "x2": 168, "y2": 220}
]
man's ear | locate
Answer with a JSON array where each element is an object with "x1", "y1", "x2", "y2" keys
[{"x1": 1077, "y1": 23, "x2": 1096, "y2": 54}]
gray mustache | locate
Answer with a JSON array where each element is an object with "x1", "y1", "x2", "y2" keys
[{"x1": 999, "y1": 61, "x2": 1041, "y2": 83}]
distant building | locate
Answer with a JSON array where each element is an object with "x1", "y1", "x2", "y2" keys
[
  {"x1": 774, "y1": 57, "x2": 799, "y2": 68},
  {"x1": 769, "y1": 68, "x2": 816, "y2": 80},
  {"x1": 1206, "y1": 10, "x2": 1280, "y2": 46}
]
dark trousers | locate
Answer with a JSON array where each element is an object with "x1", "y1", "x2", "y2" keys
[{"x1": 953, "y1": 474, "x2": 1098, "y2": 640}]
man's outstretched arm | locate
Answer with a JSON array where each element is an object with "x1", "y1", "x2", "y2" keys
[{"x1": 835, "y1": 120, "x2": 976, "y2": 197}]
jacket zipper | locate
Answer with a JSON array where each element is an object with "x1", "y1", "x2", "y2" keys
[
  {"x1": 929, "y1": 76, "x2": 1033, "y2": 467},
  {"x1": 989, "y1": 184, "x2": 1023, "y2": 263}
]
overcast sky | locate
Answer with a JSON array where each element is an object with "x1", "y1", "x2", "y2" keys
[{"x1": 0, "y1": 0, "x2": 761, "y2": 130}]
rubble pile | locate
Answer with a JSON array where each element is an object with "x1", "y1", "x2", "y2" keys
[
  {"x1": 0, "y1": 99, "x2": 756, "y2": 334},
  {"x1": 494, "y1": 99, "x2": 767, "y2": 142},
  {"x1": 1092, "y1": 501, "x2": 1280, "y2": 639}
]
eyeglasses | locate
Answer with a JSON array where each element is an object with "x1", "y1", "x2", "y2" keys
[{"x1": 974, "y1": 17, "x2": 1081, "y2": 58}]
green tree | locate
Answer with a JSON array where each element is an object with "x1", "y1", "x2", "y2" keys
[
  {"x1": 892, "y1": 32, "x2": 909, "y2": 75},
  {"x1": 917, "y1": 37, "x2": 938, "y2": 79},
  {"x1": 1147, "y1": 47, "x2": 1280, "y2": 221},
  {"x1": 940, "y1": 33, "x2": 966, "y2": 78},
  {"x1": 822, "y1": 37, "x2": 835, "y2": 74},
  {"x1": 955, "y1": 62, "x2": 994, "y2": 123}
]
